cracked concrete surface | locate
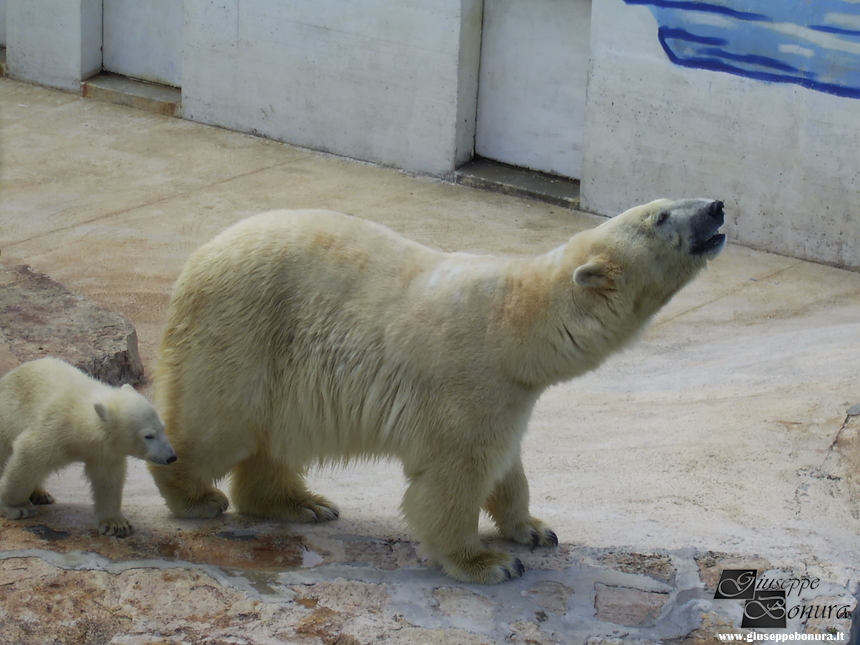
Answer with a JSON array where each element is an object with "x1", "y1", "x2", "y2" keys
[{"x1": 0, "y1": 77, "x2": 858, "y2": 643}]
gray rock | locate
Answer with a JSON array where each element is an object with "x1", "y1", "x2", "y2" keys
[{"x1": 0, "y1": 264, "x2": 144, "y2": 385}]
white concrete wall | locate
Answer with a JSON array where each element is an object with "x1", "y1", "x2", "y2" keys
[
  {"x1": 103, "y1": 0, "x2": 183, "y2": 87},
  {"x1": 582, "y1": 0, "x2": 860, "y2": 270},
  {"x1": 6, "y1": 0, "x2": 859, "y2": 270},
  {"x1": 182, "y1": 0, "x2": 482, "y2": 176},
  {"x1": 6, "y1": 0, "x2": 102, "y2": 92},
  {"x1": 476, "y1": 0, "x2": 591, "y2": 179},
  {"x1": 0, "y1": 0, "x2": 7, "y2": 47}
]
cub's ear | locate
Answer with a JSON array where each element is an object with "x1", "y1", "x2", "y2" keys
[
  {"x1": 574, "y1": 260, "x2": 613, "y2": 289},
  {"x1": 120, "y1": 384, "x2": 134, "y2": 392},
  {"x1": 94, "y1": 402, "x2": 110, "y2": 423}
]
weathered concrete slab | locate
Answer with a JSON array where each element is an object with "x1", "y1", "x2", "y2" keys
[
  {"x1": 0, "y1": 522, "x2": 854, "y2": 644},
  {"x1": 0, "y1": 264, "x2": 144, "y2": 384}
]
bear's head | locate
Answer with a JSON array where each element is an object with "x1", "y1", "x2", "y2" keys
[
  {"x1": 534, "y1": 197, "x2": 727, "y2": 381},
  {"x1": 571, "y1": 198, "x2": 725, "y2": 310},
  {"x1": 94, "y1": 385, "x2": 177, "y2": 465}
]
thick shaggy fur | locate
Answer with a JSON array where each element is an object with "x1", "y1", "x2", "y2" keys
[
  {"x1": 150, "y1": 198, "x2": 725, "y2": 582},
  {"x1": 0, "y1": 358, "x2": 176, "y2": 536}
]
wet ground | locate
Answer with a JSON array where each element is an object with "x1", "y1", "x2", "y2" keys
[{"x1": 0, "y1": 77, "x2": 858, "y2": 644}]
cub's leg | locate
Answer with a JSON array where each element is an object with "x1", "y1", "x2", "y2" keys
[
  {"x1": 231, "y1": 451, "x2": 339, "y2": 522},
  {"x1": 85, "y1": 458, "x2": 133, "y2": 537},
  {"x1": 0, "y1": 431, "x2": 54, "y2": 508},
  {"x1": 483, "y1": 452, "x2": 558, "y2": 548},
  {"x1": 402, "y1": 460, "x2": 524, "y2": 584},
  {"x1": 0, "y1": 433, "x2": 49, "y2": 519}
]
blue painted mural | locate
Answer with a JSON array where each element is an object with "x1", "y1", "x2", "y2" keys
[{"x1": 624, "y1": 0, "x2": 860, "y2": 99}]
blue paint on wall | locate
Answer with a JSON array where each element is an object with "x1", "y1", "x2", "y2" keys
[{"x1": 625, "y1": 0, "x2": 860, "y2": 98}]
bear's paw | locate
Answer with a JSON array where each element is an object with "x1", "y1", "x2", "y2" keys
[
  {"x1": 440, "y1": 548, "x2": 526, "y2": 584},
  {"x1": 502, "y1": 518, "x2": 559, "y2": 548},
  {"x1": 29, "y1": 490, "x2": 55, "y2": 506},
  {"x1": 2, "y1": 502, "x2": 37, "y2": 520},
  {"x1": 294, "y1": 496, "x2": 340, "y2": 524},
  {"x1": 171, "y1": 489, "x2": 230, "y2": 520},
  {"x1": 237, "y1": 493, "x2": 340, "y2": 523},
  {"x1": 98, "y1": 517, "x2": 133, "y2": 538}
]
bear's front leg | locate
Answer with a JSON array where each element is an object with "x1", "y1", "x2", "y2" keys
[
  {"x1": 85, "y1": 458, "x2": 132, "y2": 537},
  {"x1": 148, "y1": 459, "x2": 230, "y2": 519},
  {"x1": 484, "y1": 451, "x2": 558, "y2": 548},
  {"x1": 402, "y1": 461, "x2": 525, "y2": 584},
  {"x1": 231, "y1": 452, "x2": 340, "y2": 522}
]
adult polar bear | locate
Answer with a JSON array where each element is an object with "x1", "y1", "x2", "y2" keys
[{"x1": 150, "y1": 198, "x2": 726, "y2": 583}]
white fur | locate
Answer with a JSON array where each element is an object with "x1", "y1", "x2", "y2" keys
[
  {"x1": 150, "y1": 198, "x2": 724, "y2": 582},
  {"x1": 0, "y1": 358, "x2": 176, "y2": 536}
]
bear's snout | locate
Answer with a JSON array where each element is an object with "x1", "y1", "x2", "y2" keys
[
  {"x1": 708, "y1": 200, "x2": 725, "y2": 223},
  {"x1": 686, "y1": 198, "x2": 726, "y2": 257},
  {"x1": 165, "y1": 453, "x2": 178, "y2": 465}
]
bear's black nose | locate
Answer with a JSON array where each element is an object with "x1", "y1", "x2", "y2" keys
[
  {"x1": 709, "y1": 200, "x2": 724, "y2": 219},
  {"x1": 166, "y1": 454, "x2": 178, "y2": 464}
]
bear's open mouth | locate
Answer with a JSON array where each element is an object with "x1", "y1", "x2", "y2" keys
[{"x1": 692, "y1": 232, "x2": 726, "y2": 255}]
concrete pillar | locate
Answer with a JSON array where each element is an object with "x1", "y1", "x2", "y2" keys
[{"x1": 6, "y1": 0, "x2": 102, "y2": 92}]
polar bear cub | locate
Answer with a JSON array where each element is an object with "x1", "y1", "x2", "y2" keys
[{"x1": 0, "y1": 357, "x2": 176, "y2": 536}]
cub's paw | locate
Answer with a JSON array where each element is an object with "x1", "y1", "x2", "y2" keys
[
  {"x1": 98, "y1": 517, "x2": 133, "y2": 537},
  {"x1": 174, "y1": 489, "x2": 230, "y2": 520},
  {"x1": 503, "y1": 518, "x2": 559, "y2": 548},
  {"x1": 30, "y1": 490, "x2": 55, "y2": 506},
  {"x1": 2, "y1": 502, "x2": 37, "y2": 520},
  {"x1": 440, "y1": 548, "x2": 526, "y2": 584}
]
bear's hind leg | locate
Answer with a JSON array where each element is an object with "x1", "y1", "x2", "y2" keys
[
  {"x1": 231, "y1": 452, "x2": 339, "y2": 523},
  {"x1": 148, "y1": 459, "x2": 230, "y2": 519},
  {"x1": 402, "y1": 464, "x2": 525, "y2": 584},
  {"x1": 0, "y1": 435, "x2": 46, "y2": 519},
  {"x1": 483, "y1": 452, "x2": 558, "y2": 548}
]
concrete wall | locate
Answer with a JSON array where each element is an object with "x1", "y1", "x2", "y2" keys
[
  {"x1": 5, "y1": 0, "x2": 860, "y2": 269},
  {"x1": 581, "y1": 0, "x2": 860, "y2": 269},
  {"x1": 103, "y1": 0, "x2": 183, "y2": 87},
  {"x1": 476, "y1": 0, "x2": 591, "y2": 179},
  {"x1": 182, "y1": 0, "x2": 482, "y2": 176},
  {"x1": 6, "y1": 0, "x2": 102, "y2": 92},
  {"x1": 0, "y1": 0, "x2": 6, "y2": 47}
]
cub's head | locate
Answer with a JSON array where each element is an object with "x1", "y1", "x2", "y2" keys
[
  {"x1": 572, "y1": 198, "x2": 725, "y2": 299},
  {"x1": 95, "y1": 385, "x2": 177, "y2": 465}
]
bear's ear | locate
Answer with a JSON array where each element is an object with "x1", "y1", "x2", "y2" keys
[
  {"x1": 120, "y1": 384, "x2": 134, "y2": 392},
  {"x1": 94, "y1": 402, "x2": 111, "y2": 423},
  {"x1": 574, "y1": 260, "x2": 613, "y2": 289}
]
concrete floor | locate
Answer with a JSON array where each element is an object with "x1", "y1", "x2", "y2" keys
[{"x1": 0, "y1": 77, "x2": 858, "y2": 644}]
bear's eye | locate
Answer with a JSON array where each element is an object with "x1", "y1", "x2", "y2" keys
[
  {"x1": 144, "y1": 434, "x2": 155, "y2": 441},
  {"x1": 655, "y1": 211, "x2": 670, "y2": 226}
]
